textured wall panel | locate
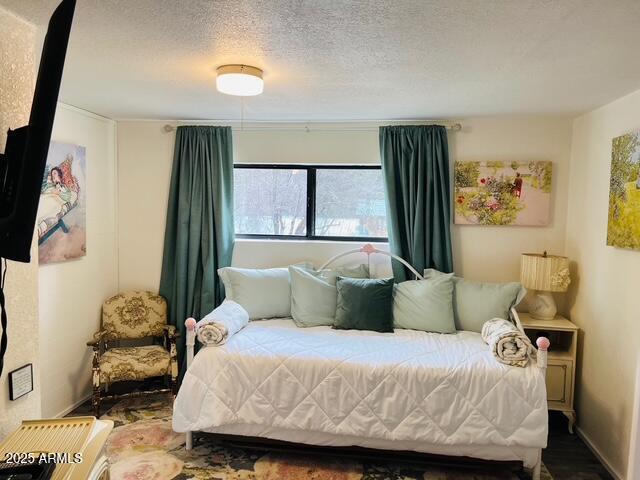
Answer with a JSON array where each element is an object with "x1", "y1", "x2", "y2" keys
[{"x1": 0, "y1": 6, "x2": 41, "y2": 438}]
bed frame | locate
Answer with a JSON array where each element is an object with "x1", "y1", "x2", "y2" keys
[{"x1": 182, "y1": 244, "x2": 550, "y2": 480}]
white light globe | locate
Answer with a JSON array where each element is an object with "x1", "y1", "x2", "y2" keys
[{"x1": 216, "y1": 65, "x2": 264, "y2": 96}]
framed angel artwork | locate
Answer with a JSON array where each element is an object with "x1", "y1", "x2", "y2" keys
[{"x1": 37, "y1": 141, "x2": 86, "y2": 264}]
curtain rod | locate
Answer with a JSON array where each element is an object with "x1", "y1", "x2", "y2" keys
[{"x1": 161, "y1": 123, "x2": 463, "y2": 133}]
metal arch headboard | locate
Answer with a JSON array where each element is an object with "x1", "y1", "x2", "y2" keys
[{"x1": 318, "y1": 243, "x2": 424, "y2": 280}]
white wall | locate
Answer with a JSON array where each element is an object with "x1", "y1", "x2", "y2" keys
[
  {"x1": 0, "y1": 7, "x2": 41, "y2": 439},
  {"x1": 451, "y1": 117, "x2": 572, "y2": 283},
  {"x1": 38, "y1": 104, "x2": 118, "y2": 418},
  {"x1": 117, "y1": 122, "x2": 174, "y2": 291},
  {"x1": 564, "y1": 88, "x2": 640, "y2": 479},
  {"x1": 117, "y1": 117, "x2": 572, "y2": 294}
]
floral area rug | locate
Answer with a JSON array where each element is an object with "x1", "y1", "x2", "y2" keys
[{"x1": 102, "y1": 394, "x2": 552, "y2": 480}]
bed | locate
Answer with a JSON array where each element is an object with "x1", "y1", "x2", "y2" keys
[
  {"x1": 172, "y1": 245, "x2": 549, "y2": 479},
  {"x1": 173, "y1": 309, "x2": 549, "y2": 479}
]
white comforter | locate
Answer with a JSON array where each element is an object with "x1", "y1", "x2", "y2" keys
[{"x1": 173, "y1": 319, "x2": 547, "y2": 452}]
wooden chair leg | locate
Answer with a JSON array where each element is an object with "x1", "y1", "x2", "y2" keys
[
  {"x1": 91, "y1": 345, "x2": 102, "y2": 418},
  {"x1": 169, "y1": 334, "x2": 178, "y2": 396},
  {"x1": 92, "y1": 386, "x2": 101, "y2": 418}
]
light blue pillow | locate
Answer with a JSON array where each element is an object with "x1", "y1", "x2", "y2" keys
[
  {"x1": 289, "y1": 264, "x2": 370, "y2": 327},
  {"x1": 393, "y1": 276, "x2": 456, "y2": 333},
  {"x1": 424, "y1": 269, "x2": 526, "y2": 332}
]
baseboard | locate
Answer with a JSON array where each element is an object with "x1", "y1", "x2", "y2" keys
[
  {"x1": 576, "y1": 426, "x2": 624, "y2": 480},
  {"x1": 53, "y1": 394, "x2": 92, "y2": 419}
]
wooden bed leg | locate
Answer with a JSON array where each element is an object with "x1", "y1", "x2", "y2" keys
[
  {"x1": 531, "y1": 449, "x2": 542, "y2": 480},
  {"x1": 186, "y1": 431, "x2": 193, "y2": 451}
]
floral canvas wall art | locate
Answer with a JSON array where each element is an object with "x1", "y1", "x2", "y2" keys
[
  {"x1": 607, "y1": 130, "x2": 640, "y2": 250},
  {"x1": 36, "y1": 141, "x2": 87, "y2": 264},
  {"x1": 454, "y1": 161, "x2": 552, "y2": 226}
]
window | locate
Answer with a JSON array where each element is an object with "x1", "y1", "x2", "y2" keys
[
  {"x1": 234, "y1": 168, "x2": 307, "y2": 236},
  {"x1": 234, "y1": 165, "x2": 388, "y2": 241}
]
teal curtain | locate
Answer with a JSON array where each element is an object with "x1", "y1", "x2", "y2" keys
[
  {"x1": 380, "y1": 125, "x2": 453, "y2": 281},
  {"x1": 159, "y1": 126, "x2": 234, "y2": 374}
]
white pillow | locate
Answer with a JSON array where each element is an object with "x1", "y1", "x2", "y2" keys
[{"x1": 217, "y1": 267, "x2": 291, "y2": 320}]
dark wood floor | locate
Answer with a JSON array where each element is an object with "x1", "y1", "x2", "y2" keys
[
  {"x1": 544, "y1": 412, "x2": 614, "y2": 480},
  {"x1": 71, "y1": 382, "x2": 614, "y2": 480}
]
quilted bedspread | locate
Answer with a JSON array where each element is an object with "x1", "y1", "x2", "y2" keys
[{"x1": 173, "y1": 319, "x2": 547, "y2": 450}]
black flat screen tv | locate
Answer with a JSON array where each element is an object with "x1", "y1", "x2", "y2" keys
[{"x1": 0, "y1": 0, "x2": 76, "y2": 263}]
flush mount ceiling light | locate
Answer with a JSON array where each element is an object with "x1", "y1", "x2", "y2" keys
[{"x1": 216, "y1": 64, "x2": 264, "y2": 96}]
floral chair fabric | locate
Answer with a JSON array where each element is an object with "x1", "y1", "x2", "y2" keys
[
  {"x1": 88, "y1": 291, "x2": 178, "y2": 416},
  {"x1": 102, "y1": 291, "x2": 167, "y2": 340},
  {"x1": 99, "y1": 345, "x2": 171, "y2": 384}
]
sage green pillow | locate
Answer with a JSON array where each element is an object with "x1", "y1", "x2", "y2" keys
[
  {"x1": 218, "y1": 267, "x2": 291, "y2": 320},
  {"x1": 334, "y1": 277, "x2": 394, "y2": 333},
  {"x1": 317, "y1": 264, "x2": 369, "y2": 284},
  {"x1": 392, "y1": 276, "x2": 456, "y2": 333},
  {"x1": 424, "y1": 269, "x2": 526, "y2": 332},
  {"x1": 289, "y1": 264, "x2": 370, "y2": 327},
  {"x1": 289, "y1": 265, "x2": 337, "y2": 327}
]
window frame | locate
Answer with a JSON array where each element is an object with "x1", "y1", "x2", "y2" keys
[{"x1": 233, "y1": 163, "x2": 388, "y2": 242}]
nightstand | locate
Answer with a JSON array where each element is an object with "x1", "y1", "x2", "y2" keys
[{"x1": 519, "y1": 312, "x2": 578, "y2": 433}]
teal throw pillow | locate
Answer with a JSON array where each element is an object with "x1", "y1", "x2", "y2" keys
[{"x1": 334, "y1": 277, "x2": 394, "y2": 333}]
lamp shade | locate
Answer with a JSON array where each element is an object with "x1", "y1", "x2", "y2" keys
[
  {"x1": 216, "y1": 64, "x2": 264, "y2": 96},
  {"x1": 520, "y1": 253, "x2": 571, "y2": 292}
]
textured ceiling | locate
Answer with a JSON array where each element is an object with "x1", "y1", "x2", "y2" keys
[{"x1": 2, "y1": 0, "x2": 640, "y2": 120}]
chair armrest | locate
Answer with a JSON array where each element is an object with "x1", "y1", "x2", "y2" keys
[
  {"x1": 165, "y1": 324, "x2": 180, "y2": 391},
  {"x1": 86, "y1": 331, "x2": 106, "y2": 348},
  {"x1": 163, "y1": 324, "x2": 180, "y2": 339}
]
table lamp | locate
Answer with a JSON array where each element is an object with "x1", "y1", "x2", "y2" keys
[{"x1": 520, "y1": 252, "x2": 571, "y2": 320}]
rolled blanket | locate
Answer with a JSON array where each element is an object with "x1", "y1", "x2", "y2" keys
[
  {"x1": 196, "y1": 300, "x2": 249, "y2": 347},
  {"x1": 481, "y1": 318, "x2": 534, "y2": 367}
]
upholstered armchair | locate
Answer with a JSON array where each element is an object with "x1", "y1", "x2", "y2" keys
[{"x1": 87, "y1": 291, "x2": 178, "y2": 416}]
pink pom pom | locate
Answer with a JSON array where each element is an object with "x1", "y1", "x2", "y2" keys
[
  {"x1": 536, "y1": 337, "x2": 550, "y2": 351},
  {"x1": 361, "y1": 243, "x2": 376, "y2": 255},
  {"x1": 185, "y1": 317, "x2": 197, "y2": 331}
]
